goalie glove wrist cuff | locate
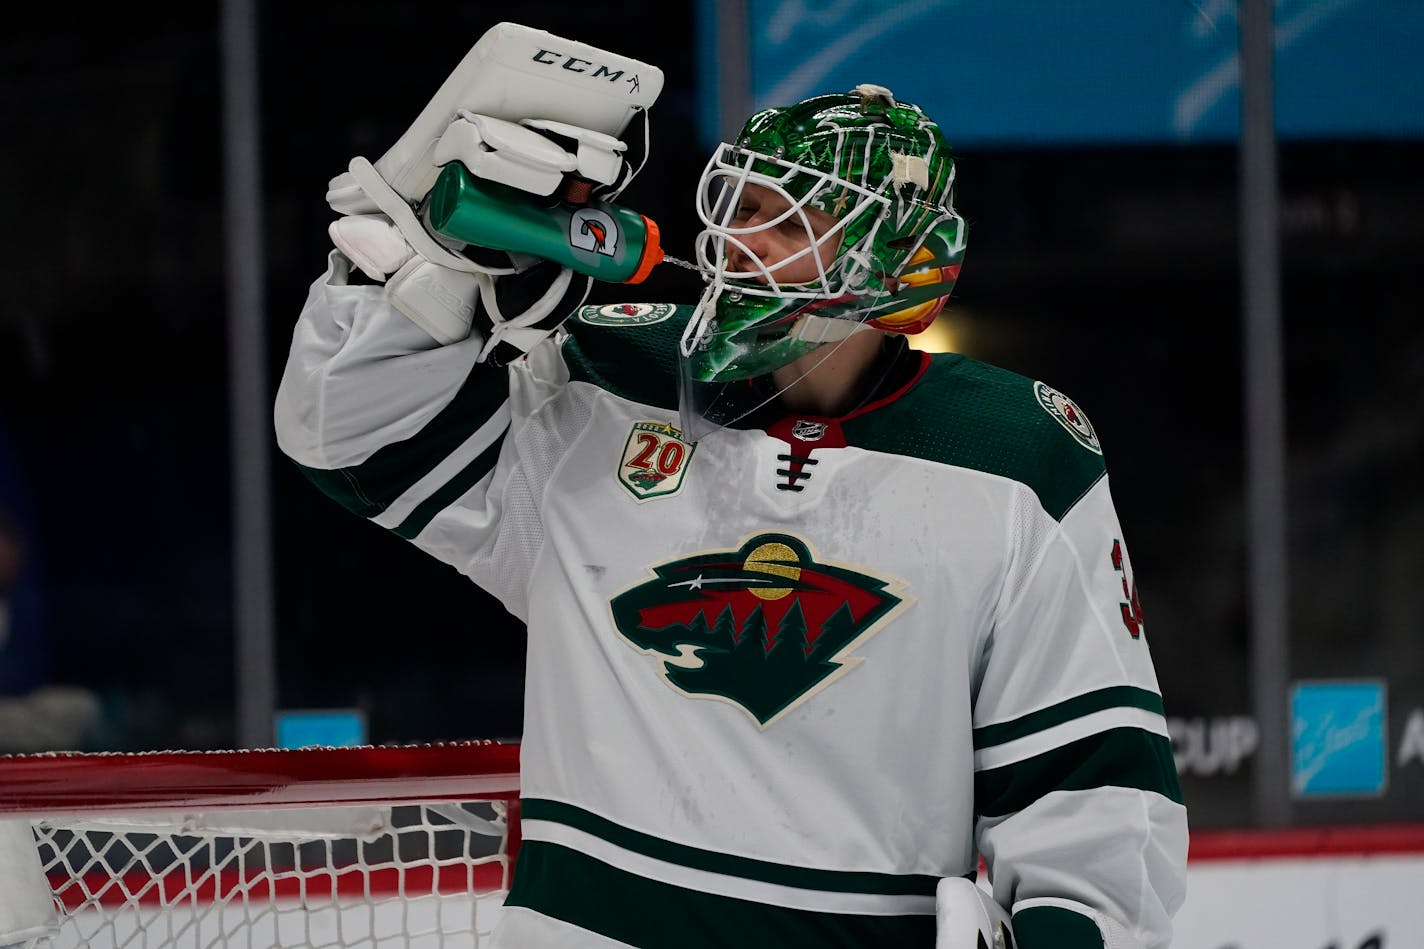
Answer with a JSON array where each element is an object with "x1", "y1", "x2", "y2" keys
[
  {"x1": 383, "y1": 256, "x2": 588, "y2": 362},
  {"x1": 385, "y1": 258, "x2": 487, "y2": 345}
]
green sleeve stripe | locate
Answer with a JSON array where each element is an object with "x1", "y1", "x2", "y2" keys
[
  {"x1": 293, "y1": 373, "x2": 510, "y2": 519},
  {"x1": 973, "y1": 686, "x2": 1165, "y2": 750},
  {"x1": 390, "y1": 433, "x2": 506, "y2": 539},
  {"x1": 295, "y1": 462, "x2": 384, "y2": 518},
  {"x1": 974, "y1": 727, "x2": 1183, "y2": 819},
  {"x1": 1013, "y1": 905, "x2": 1104, "y2": 948},
  {"x1": 506, "y1": 840, "x2": 936, "y2": 949},
  {"x1": 521, "y1": 799, "x2": 940, "y2": 896}
]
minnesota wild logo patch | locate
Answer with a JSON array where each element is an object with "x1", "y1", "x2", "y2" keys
[
  {"x1": 608, "y1": 534, "x2": 908, "y2": 727},
  {"x1": 619, "y1": 421, "x2": 695, "y2": 500},
  {"x1": 1034, "y1": 381, "x2": 1102, "y2": 455},
  {"x1": 579, "y1": 302, "x2": 676, "y2": 326}
]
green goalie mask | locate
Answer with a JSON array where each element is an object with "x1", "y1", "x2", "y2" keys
[{"x1": 679, "y1": 84, "x2": 967, "y2": 392}]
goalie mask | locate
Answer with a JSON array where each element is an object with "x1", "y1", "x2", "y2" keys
[{"x1": 678, "y1": 84, "x2": 966, "y2": 439}]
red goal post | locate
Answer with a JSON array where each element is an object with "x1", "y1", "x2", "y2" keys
[{"x1": 0, "y1": 742, "x2": 522, "y2": 948}]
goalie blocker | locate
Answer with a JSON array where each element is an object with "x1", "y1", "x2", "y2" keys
[{"x1": 326, "y1": 21, "x2": 664, "y2": 359}]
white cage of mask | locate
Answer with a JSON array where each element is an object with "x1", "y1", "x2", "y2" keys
[{"x1": 0, "y1": 743, "x2": 522, "y2": 949}]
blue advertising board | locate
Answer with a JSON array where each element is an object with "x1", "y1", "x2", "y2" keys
[
  {"x1": 276, "y1": 709, "x2": 368, "y2": 749},
  {"x1": 700, "y1": 0, "x2": 1424, "y2": 146},
  {"x1": 1290, "y1": 680, "x2": 1387, "y2": 797}
]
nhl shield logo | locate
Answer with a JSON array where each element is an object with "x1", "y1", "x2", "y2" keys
[
  {"x1": 1033, "y1": 381, "x2": 1102, "y2": 455},
  {"x1": 619, "y1": 421, "x2": 696, "y2": 500},
  {"x1": 791, "y1": 419, "x2": 828, "y2": 442}
]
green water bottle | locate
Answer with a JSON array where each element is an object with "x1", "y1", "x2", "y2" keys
[{"x1": 423, "y1": 163, "x2": 664, "y2": 284}]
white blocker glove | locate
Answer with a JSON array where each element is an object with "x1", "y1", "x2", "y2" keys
[
  {"x1": 427, "y1": 111, "x2": 633, "y2": 199},
  {"x1": 320, "y1": 23, "x2": 660, "y2": 357},
  {"x1": 326, "y1": 110, "x2": 637, "y2": 214},
  {"x1": 325, "y1": 107, "x2": 648, "y2": 359},
  {"x1": 326, "y1": 20, "x2": 660, "y2": 208},
  {"x1": 326, "y1": 117, "x2": 629, "y2": 360},
  {"x1": 328, "y1": 198, "x2": 590, "y2": 366},
  {"x1": 325, "y1": 194, "x2": 496, "y2": 352}
]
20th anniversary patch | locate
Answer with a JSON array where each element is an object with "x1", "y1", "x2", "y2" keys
[{"x1": 618, "y1": 421, "x2": 696, "y2": 500}]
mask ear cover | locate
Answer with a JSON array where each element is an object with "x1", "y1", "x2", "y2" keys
[{"x1": 865, "y1": 216, "x2": 967, "y2": 336}]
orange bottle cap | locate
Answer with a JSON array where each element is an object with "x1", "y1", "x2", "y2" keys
[{"x1": 625, "y1": 215, "x2": 663, "y2": 284}]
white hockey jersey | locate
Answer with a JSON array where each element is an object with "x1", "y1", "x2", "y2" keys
[{"x1": 275, "y1": 253, "x2": 1187, "y2": 949}]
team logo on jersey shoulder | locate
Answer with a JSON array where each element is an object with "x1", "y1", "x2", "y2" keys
[
  {"x1": 1033, "y1": 381, "x2": 1102, "y2": 455},
  {"x1": 578, "y1": 302, "x2": 676, "y2": 326},
  {"x1": 619, "y1": 421, "x2": 695, "y2": 500},
  {"x1": 608, "y1": 533, "x2": 909, "y2": 728}
]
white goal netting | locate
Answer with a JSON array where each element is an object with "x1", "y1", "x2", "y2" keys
[{"x1": 0, "y1": 744, "x2": 521, "y2": 949}]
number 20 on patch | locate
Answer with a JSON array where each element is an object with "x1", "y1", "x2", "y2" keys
[{"x1": 617, "y1": 421, "x2": 696, "y2": 501}]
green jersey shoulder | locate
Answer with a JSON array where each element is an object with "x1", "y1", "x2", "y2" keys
[
  {"x1": 844, "y1": 354, "x2": 1108, "y2": 521},
  {"x1": 560, "y1": 302, "x2": 694, "y2": 411},
  {"x1": 561, "y1": 304, "x2": 1107, "y2": 520}
]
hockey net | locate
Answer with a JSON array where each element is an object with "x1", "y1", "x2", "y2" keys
[{"x1": 0, "y1": 742, "x2": 521, "y2": 948}]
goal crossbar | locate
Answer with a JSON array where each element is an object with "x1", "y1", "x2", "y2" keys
[
  {"x1": 0, "y1": 742, "x2": 523, "y2": 949},
  {"x1": 0, "y1": 742, "x2": 522, "y2": 818}
]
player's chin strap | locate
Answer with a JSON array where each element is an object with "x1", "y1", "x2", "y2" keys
[
  {"x1": 678, "y1": 289, "x2": 875, "y2": 366},
  {"x1": 680, "y1": 237, "x2": 884, "y2": 360},
  {"x1": 782, "y1": 248, "x2": 883, "y2": 344},
  {"x1": 790, "y1": 312, "x2": 876, "y2": 344}
]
